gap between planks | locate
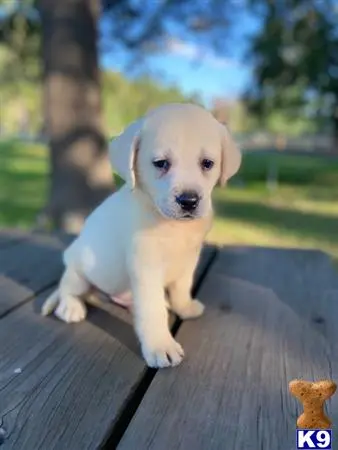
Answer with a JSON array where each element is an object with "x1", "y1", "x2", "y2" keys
[{"x1": 100, "y1": 245, "x2": 219, "y2": 449}]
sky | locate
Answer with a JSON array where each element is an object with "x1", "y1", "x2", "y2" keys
[
  {"x1": 145, "y1": 41, "x2": 253, "y2": 106},
  {"x1": 101, "y1": 9, "x2": 260, "y2": 107}
]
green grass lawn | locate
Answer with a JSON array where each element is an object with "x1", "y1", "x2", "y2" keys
[{"x1": 1, "y1": 139, "x2": 338, "y2": 265}]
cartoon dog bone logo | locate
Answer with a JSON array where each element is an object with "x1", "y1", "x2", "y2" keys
[{"x1": 289, "y1": 379, "x2": 337, "y2": 429}]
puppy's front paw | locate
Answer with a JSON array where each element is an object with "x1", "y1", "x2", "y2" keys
[
  {"x1": 176, "y1": 299, "x2": 205, "y2": 320},
  {"x1": 55, "y1": 297, "x2": 87, "y2": 323},
  {"x1": 141, "y1": 334, "x2": 185, "y2": 368}
]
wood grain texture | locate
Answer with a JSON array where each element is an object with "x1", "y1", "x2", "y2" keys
[
  {"x1": 0, "y1": 232, "x2": 73, "y2": 316},
  {"x1": 0, "y1": 290, "x2": 146, "y2": 450},
  {"x1": 119, "y1": 246, "x2": 338, "y2": 450},
  {"x1": 0, "y1": 234, "x2": 216, "y2": 450}
]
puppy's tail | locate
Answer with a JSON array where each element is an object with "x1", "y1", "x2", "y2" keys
[{"x1": 41, "y1": 289, "x2": 59, "y2": 316}]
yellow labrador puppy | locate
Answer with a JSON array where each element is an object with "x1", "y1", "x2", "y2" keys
[{"x1": 41, "y1": 103, "x2": 241, "y2": 368}]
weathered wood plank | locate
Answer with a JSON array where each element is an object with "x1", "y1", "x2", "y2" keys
[
  {"x1": 0, "y1": 237, "x2": 216, "y2": 450},
  {"x1": 119, "y1": 246, "x2": 338, "y2": 450},
  {"x1": 0, "y1": 232, "x2": 74, "y2": 316},
  {"x1": 0, "y1": 291, "x2": 144, "y2": 450}
]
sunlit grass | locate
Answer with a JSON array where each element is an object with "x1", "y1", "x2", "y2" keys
[
  {"x1": 0, "y1": 139, "x2": 48, "y2": 227},
  {"x1": 208, "y1": 186, "x2": 338, "y2": 264}
]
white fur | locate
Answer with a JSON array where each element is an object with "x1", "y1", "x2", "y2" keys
[{"x1": 41, "y1": 103, "x2": 241, "y2": 368}]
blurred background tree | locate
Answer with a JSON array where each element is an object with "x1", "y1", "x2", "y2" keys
[{"x1": 247, "y1": 0, "x2": 338, "y2": 149}]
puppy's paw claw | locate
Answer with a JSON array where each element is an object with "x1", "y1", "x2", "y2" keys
[
  {"x1": 55, "y1": 297, "x2": 87, "y2": 323},
  {"x1": 142, "y1": 335, "x2": 185, "y2": 368},
  {"x1": 177, "y1": 299, "x2": 205, "y2": 320}
]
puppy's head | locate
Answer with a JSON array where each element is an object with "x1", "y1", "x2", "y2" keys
[{"x1": 109, "y1": 103, "x2": 241, "y2": 220}]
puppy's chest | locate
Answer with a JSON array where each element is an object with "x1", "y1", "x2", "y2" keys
[{"x1": 153, "y1": 224, "x2": 207, "y2": 283}]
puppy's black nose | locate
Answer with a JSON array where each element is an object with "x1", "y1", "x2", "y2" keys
[{"x1": 176, "y1": 191, "x2": 200, "y2": 212}]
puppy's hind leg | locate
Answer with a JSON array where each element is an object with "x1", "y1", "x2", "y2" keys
[{"x1": 55, "y1": 267, "x2": 89, "y2": 323}]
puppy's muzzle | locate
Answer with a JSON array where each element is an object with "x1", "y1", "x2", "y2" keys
[{"x1": 175, "y1": 191, "x2": 200, "y2": 213}]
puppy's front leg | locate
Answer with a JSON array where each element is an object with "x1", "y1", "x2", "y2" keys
[
  {"x1": 130, "y1": 266, "x2": 184, "y2": 368},
  {"x1": 167, "y1": 250, "x2": 205, "y2": 320}
]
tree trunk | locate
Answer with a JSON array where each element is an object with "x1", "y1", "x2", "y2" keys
[{"x1": 37, "y1": 0, "x2": 114, "y2": 233}]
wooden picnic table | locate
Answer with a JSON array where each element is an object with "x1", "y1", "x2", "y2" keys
[{"x1": 0, "y1": 229, "x2": 337, "y2": 450}]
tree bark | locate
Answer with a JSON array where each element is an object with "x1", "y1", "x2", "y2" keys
[{"x1": 37, "y1": 0, "x2": 114, "y2": 233}]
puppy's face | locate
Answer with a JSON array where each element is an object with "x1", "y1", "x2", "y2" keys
[
  {"x1": 137, "y1": 119, "x2": 222, "y2": 220},
  {"x1": 110, "y1": 103, "x2": 241, "y2": 221}
]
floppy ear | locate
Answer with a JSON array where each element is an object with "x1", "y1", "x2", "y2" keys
[
  {"x1": 109, "y1": 119, "x2": 143, "y2": 189},
  {"x1": 218, "y1": 123, "x2": 242, "y2": 187}
]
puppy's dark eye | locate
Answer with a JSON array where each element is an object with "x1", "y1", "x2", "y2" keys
[
  {"x1": 153, "y1": 159, "x2": 171, "y2": 172},
  {"x1": 201, "y1": 159, "x2": 214, "y2": 171}
]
